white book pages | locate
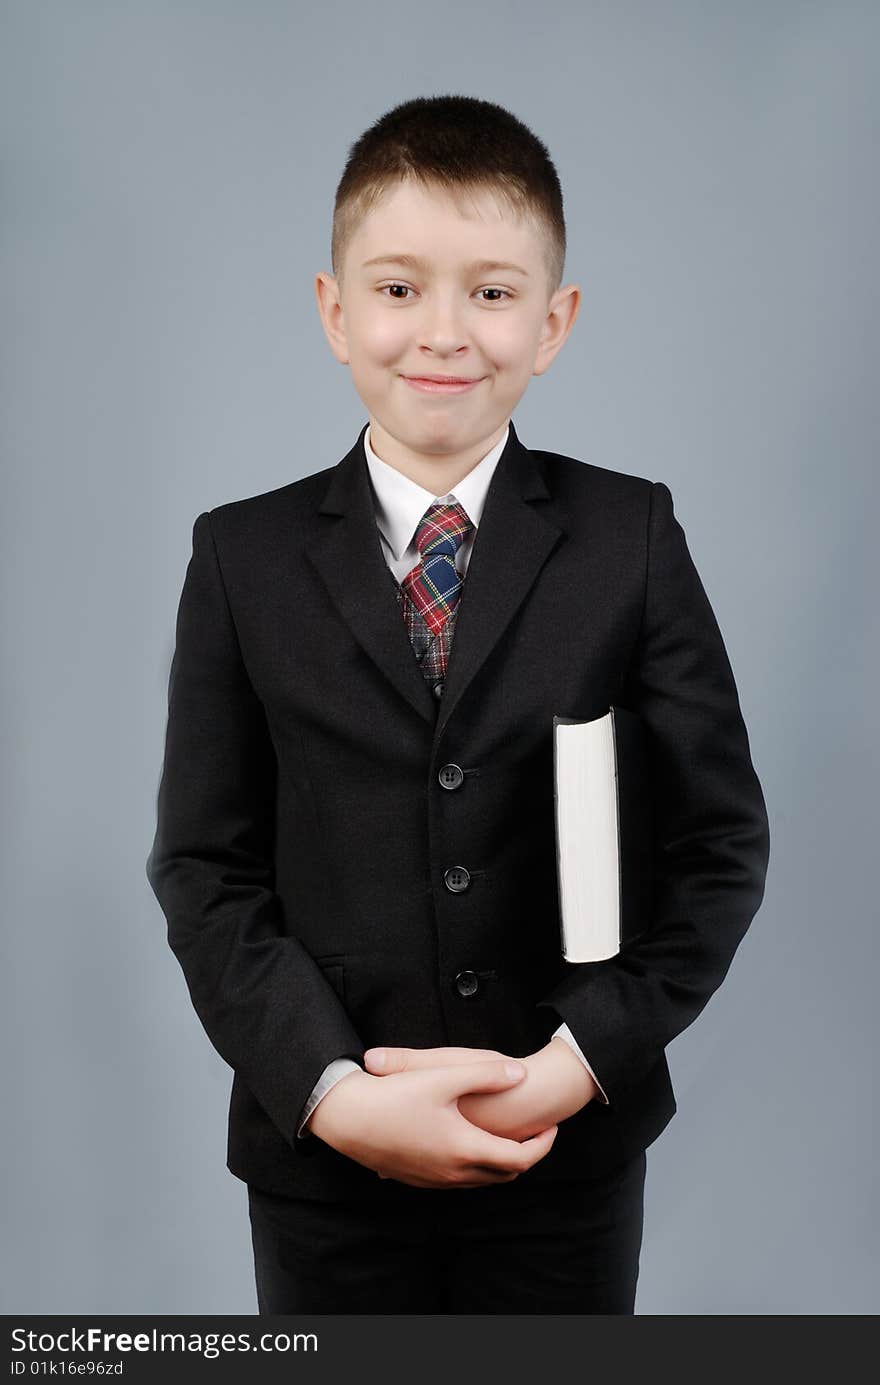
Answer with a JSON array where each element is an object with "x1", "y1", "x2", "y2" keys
[{"x1": 553, "y1": 712, "x2": 621, "y2": 963}]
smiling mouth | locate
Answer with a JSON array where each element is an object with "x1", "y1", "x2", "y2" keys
[{"x1": 401, "y1": 376, "x2": 483, "y2": 394}]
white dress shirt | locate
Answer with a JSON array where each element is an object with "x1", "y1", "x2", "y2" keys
[{"x1": 297, "y1": 421, "x2": 609, "y2": 1138}]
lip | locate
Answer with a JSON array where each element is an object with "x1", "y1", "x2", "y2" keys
[{"x1": 401, "y1": 375, "x2": 483, "y2": 394}]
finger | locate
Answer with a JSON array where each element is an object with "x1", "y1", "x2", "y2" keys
[
  {"x1": 401, "y1": 1167, "x2": 521, "y2": 1190},
  {"x1": 362, "y1": 1047, "x2": 411, "y2": 1074},
  {"x1": 512, "y1": 1125, "x2": 559, "y2": 1167},
  {"x1": 364, "y1": 1046, "x2": 509, "y2": 1073},
  {"x1": 463, "y1": 1167, "x2": 521, "y2": 1185},
  {"x1": 363, "y1": 1046, "x2": 458, "y2": 1073},
  {"x1": 435, "y1": 1058, "x2": 527, "y2": 1099},
  {"x1": 444, "y1": 1048, "x2": 511, "y2": 1063},
  {"x1": 415, "y1": 1047, "x2": 509, "y2": 1065},
  {"x1": 458, "y1": 1123, "x2": 558, "y2": 1174}
]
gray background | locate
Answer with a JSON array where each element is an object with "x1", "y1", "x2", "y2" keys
[{"x1": 2, "y1": 0, "x2": 877, "y2": 1314}]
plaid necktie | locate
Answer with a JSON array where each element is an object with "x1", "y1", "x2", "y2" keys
[{"x1": 401, "y1": 502, "x2": 474, "y2": 639}]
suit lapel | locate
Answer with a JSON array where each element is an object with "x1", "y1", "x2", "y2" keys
[
  {"x1": 432, "y1": 423, "x2": 563, "y2": 744},
  {"x1": 304, "y1": 425, "x2": 436, "y2": 722},
  {"x1": 303, "y1": 419, "x2": 565, "y2": 736}
]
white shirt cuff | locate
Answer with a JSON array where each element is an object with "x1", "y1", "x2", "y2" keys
[
  {"x1": 551, "y1": 1023, "x2": 610, "y2": 1104},
  {"x1": 296, "y1": 1057, "x2": 363, "y2": 1138}
]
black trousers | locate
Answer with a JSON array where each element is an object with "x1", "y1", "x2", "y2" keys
[{"x1": 247, "y1": 1149, "x2": 647, "y2": 1314}]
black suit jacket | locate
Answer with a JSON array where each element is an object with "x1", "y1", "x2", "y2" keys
[{"x1": 146, "y1": 419, "x2": 770, "y2": 1202}]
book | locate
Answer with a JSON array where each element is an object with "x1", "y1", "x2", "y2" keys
[{"x1": 552, "y1": 705, "x2": 654, "y2": 963}]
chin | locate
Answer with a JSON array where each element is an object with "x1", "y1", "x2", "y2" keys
[{"x1": 388, "y1": 411, "x2": 459, "y2": 442}]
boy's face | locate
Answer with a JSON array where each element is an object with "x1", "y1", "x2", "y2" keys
[{"x1": 315, "y1": 179, "x2": 580, "y2": 480}]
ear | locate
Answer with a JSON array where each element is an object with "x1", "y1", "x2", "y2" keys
[
  {"x1": 533, "y1": 282, "x2": 581, "y2": 377},
  {"x1": 314, "y1": 270, "x2": 350, "y2": 365}
]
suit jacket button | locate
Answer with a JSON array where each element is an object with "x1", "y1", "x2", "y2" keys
[
  {"x1": 444, "y1": 865, "x2": 470, "y2": 893},
  {"x1": 432, "y1": 681, "x2": 445, "y2": 699},
  {"x1": 455, "y1": 970, "x2": 479, "y2": 998},
  {"x1": 438, "y1": 763, "x2": 464, "y2": 790}
]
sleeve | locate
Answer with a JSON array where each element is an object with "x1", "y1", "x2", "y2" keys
[
  {"x1": 146, "y1": 511, "x2": 366, "y2": 1148},
  {"x1": 551, "y1": 1023, "x2": 610, "y2": 1105},
  {"x1": 536, "y1": 481, "x2": 771, "y2": 1102},
  {"x1": 296, "y1": 1058, "x2": 364, "y2": 1139}
]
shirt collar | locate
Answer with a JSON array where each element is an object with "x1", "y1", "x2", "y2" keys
[{"x1": 363, "y1": 422, "x2": 510, "y2": 561}]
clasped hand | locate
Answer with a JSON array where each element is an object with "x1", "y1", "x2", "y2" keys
[{"x1": 306, "y1": 1039, "x2": 598, "y2": 1191}]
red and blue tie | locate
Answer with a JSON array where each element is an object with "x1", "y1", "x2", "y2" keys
[{"x1": 401, "y1": 502, "x2": 474, "y2": 638}]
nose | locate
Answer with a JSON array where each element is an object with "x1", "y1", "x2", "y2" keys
[{"x1": 416, "y1": 292, "x2": 469, "y2": 358}]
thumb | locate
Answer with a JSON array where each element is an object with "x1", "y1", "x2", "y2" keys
[
  {"x1": 436, "y1": 1058, "x2": 527, "y2": 1099},
  {"x1": 363, "y1": 1046, "x2": 408, "y2": 1074}
]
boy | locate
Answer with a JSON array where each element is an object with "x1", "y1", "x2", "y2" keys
[{"x1": 146, "y1": 95, "x2": 770, "y2": 1315}]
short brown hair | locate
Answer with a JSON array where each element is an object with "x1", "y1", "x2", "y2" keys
[{"x1": 331, "y1": 94, "x2": 567, "y2": 300}]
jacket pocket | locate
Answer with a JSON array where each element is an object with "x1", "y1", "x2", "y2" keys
[{"x1": 314, "y1": 955, "x2": 346, "y2": 1008}]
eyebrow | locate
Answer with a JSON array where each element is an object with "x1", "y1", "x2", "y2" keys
[{"x1": 361, "y1": 253, "x2": 530, "y2": 278}]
